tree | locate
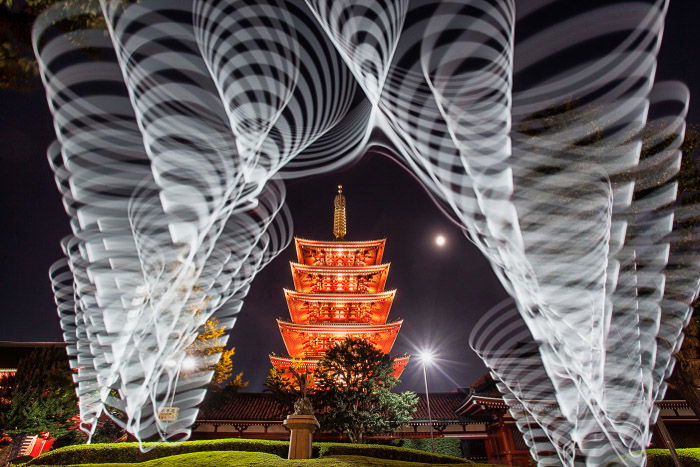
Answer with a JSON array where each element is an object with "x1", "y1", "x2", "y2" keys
[
  {"x1": 265, "y1": 358, "x2": 315, "y2": 416},
  {"x1": 187, "y1": 317, "x2": 248, "y2": 407},
  {"x1": 0, "y1": 0, "x2": 106, "y2": 92},
  {"x1": 0, "y1": 346, "x2": 126, "y2": 447},
  {"x1": 665, "y1": 126, "x2": 700, "y2": 419},
  {"x1": 313, "y1": 338, "x2": 417, "y2": 444},
  {"x1": 668, "y1": 298, "x2": 700, "y2": 419},
  {"x1": 0, "y1": 347, "x2": 77, "y2": 438},
  {"x1": 518, "y1": 103, "x2": 700, "y2": 419}
]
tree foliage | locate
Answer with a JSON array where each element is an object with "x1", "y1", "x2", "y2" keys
[
  {"x1": 187, "y1": 317, "x2": 247, "y2": 409},
  {"x1": 265, "y1": 358, "x2": 314, "y2": 415},
  {"x1": 267, "y1": 338, "x2": 418, "y2": 444},
  {"x1": 0, "y1": 347, "x2": 126, "y2": 446},
  {"x1": 187, "y1": 317, "x2": 247, "y2": 390},
  {"x1": 0, "y1": 346, "x2": 77, "y2": 437},
  {"x1": 313, "y1": 339, "x2": 417, "y2": 443},
  {"x1": 0, "y1": 0, "x2": 105, "y2": 92},
  {"x1": 517, "y1": 100, "x2": 700, "y2": 417}
]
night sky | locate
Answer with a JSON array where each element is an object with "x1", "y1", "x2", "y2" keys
[{"x1": 1, "y1": 2, "x2": 699, "y2": 394}]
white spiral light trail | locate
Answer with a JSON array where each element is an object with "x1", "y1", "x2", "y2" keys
[{"x1": 33, "y1": 0, "x2": 700, "y2": 462}]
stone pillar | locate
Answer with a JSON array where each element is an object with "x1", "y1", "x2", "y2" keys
[{"x1": 283, "y1": 414, "x2": 320, "y2": 459}]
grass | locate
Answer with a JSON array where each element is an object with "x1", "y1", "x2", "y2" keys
[
  {"x1": 20, "y1": 439, "x2": 507, "y2": 467},
  {"x1": 647, "y1": 448, "x2": 700, "y2": 466},
  {"x1": 25, "y1": 450, "x2": 503, "y2": 466}
]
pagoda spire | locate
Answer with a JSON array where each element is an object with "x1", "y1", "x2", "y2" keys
[{"x1": 333, "y1": 185, "x2": 347, "y2": 240}]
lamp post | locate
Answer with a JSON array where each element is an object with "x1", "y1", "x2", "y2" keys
[{"x1": 418, "y1": 350, "x2": 435, "y2": 453}]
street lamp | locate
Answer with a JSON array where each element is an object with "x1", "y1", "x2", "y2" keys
[{"x1": 418, "y1": 350, "x2": 435, "y2": 452}]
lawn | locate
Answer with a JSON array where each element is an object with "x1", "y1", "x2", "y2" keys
[
  {"x1": 647, "y1": 448, "x2": 700, "y2": 466},
  {"x1": 24, "y1": 450, "x2": 503, "y2": 466}
]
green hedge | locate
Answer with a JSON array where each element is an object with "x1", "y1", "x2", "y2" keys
[
  {"x1": 24, "y1": 439, "x2": 290, "y2": 466},
  {"x1": 316, "y1": 441, "x2": 470, "y2": 464},
  {"x1": 23, "y1": 438, "x2": 472, "y2": 466},
  {"x1": 647, "y1": 448, "x2": 700, "y2": 467},
  {"x1": 399, "y1": 438, "x2": 463, "y2": 458}
]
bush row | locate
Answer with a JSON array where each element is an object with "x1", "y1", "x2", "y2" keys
[
  {"x1": 25, "y1": 438, "x2": 471, "y2": 466},
  {"x1": 399, "y1": 438, "x2": 463, "y2": 458},
  {"x1": 24, "y1": 438, "x2": 474, "y2": 466},
  {"x1": 647, "y1": 448, "x2": 700, "y2": 467},
  {"x1": 25, "y1": 439, "x2": 289, "y2": 466}
]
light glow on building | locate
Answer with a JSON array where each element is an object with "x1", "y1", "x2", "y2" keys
[{"x1": 270, "y1": 186, "x2": 409, "y2": 382}]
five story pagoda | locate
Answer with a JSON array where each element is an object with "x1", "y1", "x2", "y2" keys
[{"x1": 269, "y1": 185, "x2": 409, "y2": 381}]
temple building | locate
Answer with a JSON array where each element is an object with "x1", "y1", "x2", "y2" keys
[
  {"x1": 269, "y1": 185, "x2": 410, "y2": 382},
  {"x1": 192, "y1": 187, "x2": 700, "y2": 464},
  {"x1": 194, "y1": 373, "x2": 700, "y2": 465}
]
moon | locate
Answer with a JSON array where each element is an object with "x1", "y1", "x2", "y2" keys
[{"x1": 435, "y1": 235, "x2": 446, "y2": 247}]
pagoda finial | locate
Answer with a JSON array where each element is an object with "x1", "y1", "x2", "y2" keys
[{"x1": 333, "y1": 185, "x2": 347, "y2": 240}]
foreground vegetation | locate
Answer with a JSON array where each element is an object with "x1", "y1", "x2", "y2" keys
[
  {"x1": 18, "y1": 439, "x2": 501, "y2": 466},
  {"x1": 267, "y1": 338, "x2": 418, "y2": 443},
  {"x1": 16, "y1": 440, "x2": 700, "y2": 466},
  {"x1": 647, "y1": 448, "x2": 700, "y2": 466},
  {"x1": 22, "y1": 451, "x2": 503, "y2": 466}
]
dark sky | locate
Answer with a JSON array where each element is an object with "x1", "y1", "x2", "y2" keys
[{"x1": 1, "y1": 2, "x2": 699, "y2": 394}]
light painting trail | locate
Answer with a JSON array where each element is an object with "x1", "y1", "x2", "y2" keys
[{"x1": 33, "y1": 0, "x2": 700, "y2": 464}]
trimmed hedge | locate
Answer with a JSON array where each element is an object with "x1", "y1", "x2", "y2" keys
[
  {"x1": 24, "y1": 439, "x2": 291, "y2": 466},
  {"x1": 23, "y1": 438, "x2": 474, "y2": 466},
  {"x1": 316, "y1": 442, "x2": 470, "y2": 464},
  {"x1": 400, "y1": 438, "x2": 463, "y2": 458},
  {"x1": 647, "y1": 448, "x2": 700, "y2": 467}
]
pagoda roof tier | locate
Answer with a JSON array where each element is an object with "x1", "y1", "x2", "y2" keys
[
  {"x1": 270, "y1": 354, "x2": 410, "y2": 381},
  {"x1": 294, "y1": 237, "x2": 386, "y2": 266},
  {"x1": 277, "y1": 320, "x2": 403, "y2": 358},
  {"x1": 290, "y1": 262, "x2": 390, "y2": 294},
  {"x1": 283, "y1": 289, "x2": 396, "y2": 325}
]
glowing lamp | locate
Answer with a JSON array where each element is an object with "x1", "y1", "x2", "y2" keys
[{"x1": 418, "y1": 350, "x2": 435, "y2": 365}]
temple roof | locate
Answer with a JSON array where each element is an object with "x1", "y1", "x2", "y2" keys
[
  {"x1": 284, "y1": 289, "x2": 396, "y2": 303},
  {"x1": 294, "y1": 238, "x2": 386, "y2": 266},
  {"x1": 290, "y1": 263, "x2": 390, "y2": 274},
  {"x1": 290, "y1": 262, "x2": 390, "y2": 294},
  {"x1": 269, "y1": 354, "x2": 410, "y2": 380},
  {"x1": 277, "y1": 319, "x2": 403, "y2": 333},
  {"x1": 196, "y1": 388, "x2": 695, "y2": 425},
  {"x1": 198, "y1": 392, "x2": 286, "y2": 421},
  {"x1": 283, "y1": 289, "x2": 396, "y2": 325},
  {"x1": 277, "y1": 319, "x2": 403, "y2": 357},
  {"x1": 0, "y1": 341, "x2": 67, "y2": 368},
  {"x1": 197, "y1": 392, "x2": 474, "y2": 423},
  {"x1": 197, "y1": 391, "x2": 475, "y2": 423},
  {"x1": 454, "y1": 373, "x2": 699, "y2": 417}
]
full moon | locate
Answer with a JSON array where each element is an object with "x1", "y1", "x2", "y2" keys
[{"x1": 435, "y1": 235, "x2": 446, "y2": 247}]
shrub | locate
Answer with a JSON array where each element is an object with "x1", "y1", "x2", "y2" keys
[
  {"x1": 25, "y1": 438, "x2": 476, "y2": 466},
  {"x1": 399, "y1": 437, "x2": 463, "y2": 458},
  {"x1": 647, "y1": 448, "x2": 700, "y2": 467},
  {"x1": 316, "y1": 441, "x2": 470, "y2": 464},
  {"x1": 25, "y1": 439, "x2": 289, "y2": 465}
]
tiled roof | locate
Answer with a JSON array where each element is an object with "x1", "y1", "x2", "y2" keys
[
  {"x1": 0, "y1": 342, "x2": 66, "y2": 368},
  {"x1": 412, "y1": 392, "x2": 469, "y2": 421},
  {"x1": 199, "y1": 393, "x2": 286, "y2": 421},
  {"x1": 197, "y1": 391, "x2": 471, "y2": 422}
]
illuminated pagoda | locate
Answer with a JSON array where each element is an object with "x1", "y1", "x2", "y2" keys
[{"x1": 270, "y1": 185, "x2": 409, "y2": 382}]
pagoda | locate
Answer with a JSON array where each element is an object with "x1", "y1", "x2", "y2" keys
[{"x1": 270, "y1": 185, "x2": 409, "y2": 382}]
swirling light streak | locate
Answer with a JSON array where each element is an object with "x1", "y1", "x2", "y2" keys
[{"x1": 33, "y1": 0, "x2": 700, "y2": 462}]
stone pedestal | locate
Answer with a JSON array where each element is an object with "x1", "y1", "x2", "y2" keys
[{"x1": 283, "y1": 414, "x2": 320, "y2": 459}]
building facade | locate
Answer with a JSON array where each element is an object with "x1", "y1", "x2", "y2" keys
[{"x1": 193, "y1": 381, "x2": 700, "y2": 465}]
